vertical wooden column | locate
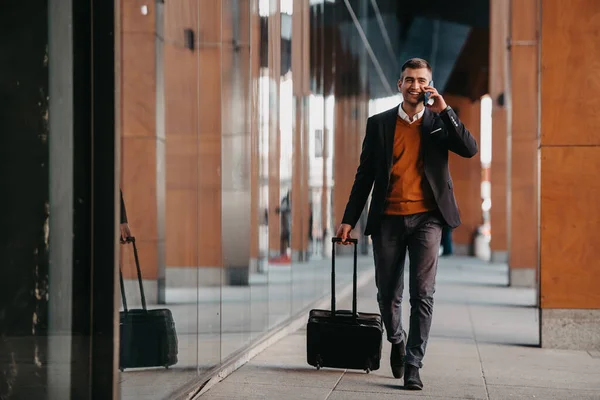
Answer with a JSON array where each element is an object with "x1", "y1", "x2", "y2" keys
[
  {"x1": 164, "y1": 0, "x2": 223, "y2": 287},
  {"x1": 267, "y1": 3, "x2": 282, "y2": 258},
  {"x1": 489, "y1": 0, "x2": 510, "y2": 263},
  {"x1": 508, "y1": 0, "x2": 539, "y2": 287},
  {"x1": 321, "y1": 21, "x2": 336, "y2": 255},
  {"x1": 539, "y1": 0, "x2": 600, "y2": 349},
  {"x1": 164, "y1": 0, "x2": 199, "y2": 283},
  {"x1": 196, "y1": 1, "x2": 223, "y2": 273},
  {"x1": 445, "y1": 96, "x2": 482, "y2": 253},
  {"x1": 291, "y1": 0, "x2": 310, "y2": 261},
  {"x1": 120, "y1": 1, "x2": 160, "y2": 301},
  {"x1": 333, "y1": 96, "x2": 351, "y2": 232}
]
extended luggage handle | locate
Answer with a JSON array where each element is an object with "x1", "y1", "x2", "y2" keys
[
  {"x1": 331, "y1": 237, "x2": 358, "y2": 318},
  {"x1": 119, "y1": 237, "x2": 148, "y2": 313}
]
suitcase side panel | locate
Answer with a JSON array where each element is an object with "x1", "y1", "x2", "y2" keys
[
  {"x1": 119, "y1": 309, "x2": 178, "y2": 369},
  {"x1": 307, "y1": 316, "x2": 383, "y2": 371}
]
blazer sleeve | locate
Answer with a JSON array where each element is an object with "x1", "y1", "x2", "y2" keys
[
  {"x1": 439, "y1": 107, "x2": 478, "y2": 158},
  {"x1": 341, "y1": 117, "x2": 377, "y2": 228},
  {"x1": 120, "y1": 189, "x2": 128, "y2": 224}
]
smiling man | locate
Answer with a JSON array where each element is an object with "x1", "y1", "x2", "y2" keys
[{"x1": 336, "y1": 58, "x2": 478, "y2": 390}]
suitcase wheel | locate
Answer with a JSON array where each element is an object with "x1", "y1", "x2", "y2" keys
[
  {"x1": 316, "y1": 355, "x2": 322, "y2": 370},
  {"x1": 365, "y1": 368, "x2": 370, "y2": 374}
]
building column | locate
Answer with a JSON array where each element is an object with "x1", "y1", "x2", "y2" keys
[
  {"x1": 291, "y1": 0, "x2": 311, "y2": 261},
  {"x1": 119, "y1": 1, "x2": 162, "y2": 304},
  {"x1": 489, "y1": 0, "x2": 510, "y2": 264},
  {"x1": 445, "y1": 96, "x2": 482, "y2": 254},
  {"x1": 539, "y1": 0, "x2": 600, "y2": 349},
  {"x1": 508, "y1": 0, "x2": 538, "y2": 287},
  {"x1": 221, "y1": 0, "x2": 253, "y2": 285},
  {"x1": 267, "y1": 4, "x2": 282, "y2": 259},
  {"x1": 163, "y1": 1, "x2": 224, "y2": 287}
]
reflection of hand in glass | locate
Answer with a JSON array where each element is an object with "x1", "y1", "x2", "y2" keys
[
  {"x1": 120, "y1": 223, "x2": 132, "y2": 244},
  {"x1": 120, "y1": 189, "x2": 131, "y2": 243}
]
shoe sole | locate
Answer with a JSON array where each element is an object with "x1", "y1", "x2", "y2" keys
[
  {"x1": 391, "y1": 366, "x2": 405, "y2": 379},
  {"x1": 404, "y1": 383, "x2": 423, "y2": 390}
]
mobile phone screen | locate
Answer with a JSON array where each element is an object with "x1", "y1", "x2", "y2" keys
[{"x1": 423, "y1": 80, "x2": 434, "y2": 105}]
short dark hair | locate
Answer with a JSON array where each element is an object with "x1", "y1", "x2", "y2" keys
[{"x1": 400, "y1": 58, "x2": 432, "y2": 79}]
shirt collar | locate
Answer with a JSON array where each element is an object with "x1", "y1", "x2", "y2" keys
[{"x1": 398, "y1": 103, "x2": 425, "y2": 124}]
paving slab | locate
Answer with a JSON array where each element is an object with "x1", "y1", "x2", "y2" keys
[
  {"x1": 487, "y1": 384, "x2": 600, "y2": 400},
  {"x1": 197, "y1": 256, "x2": 600, "y2": 400}
]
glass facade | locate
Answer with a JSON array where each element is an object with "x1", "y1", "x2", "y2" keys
[
  {"x1": 118, "y1": 0, "x2": 376, "y2": 398},
  {"x1": 1, "y1": 0, "x2": 489, "y2": 398}
]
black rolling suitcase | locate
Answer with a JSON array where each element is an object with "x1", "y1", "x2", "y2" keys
[
  {"x1": 119, "y1": 237, "x2": 178, "y2": 370},
  {"x1": 307, "y1": 237, "x2": 383, "y2": 373}
]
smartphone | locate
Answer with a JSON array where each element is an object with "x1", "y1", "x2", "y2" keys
[{"x1": 423, "y1": 80, "x2": 434, "y2": 105}]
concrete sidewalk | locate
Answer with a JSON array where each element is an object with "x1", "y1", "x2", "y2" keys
[{"x1": 198, "y1": 256, "x2": 600, "y2": 400}]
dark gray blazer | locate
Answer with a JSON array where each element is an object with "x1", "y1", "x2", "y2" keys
[{"x1": 341, "y1": 105, "x2": 478, "y2": 235}]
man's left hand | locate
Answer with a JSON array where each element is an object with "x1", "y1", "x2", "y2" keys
[{"x1": 424, "y1": 86, "x2": 448, "y2": 113}]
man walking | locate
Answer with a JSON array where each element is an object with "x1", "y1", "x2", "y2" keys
[{"x1": 336, "y1": 58, "x2": 477, "y2": 390}]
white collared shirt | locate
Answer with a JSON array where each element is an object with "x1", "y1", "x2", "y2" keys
[{"x1": 398, "y1": 103, "x2": 425, "y2": 124}]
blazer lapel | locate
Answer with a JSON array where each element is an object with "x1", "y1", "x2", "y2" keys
[{"x1": 384, "y1": 105, "x2": 400, "y2": 172}]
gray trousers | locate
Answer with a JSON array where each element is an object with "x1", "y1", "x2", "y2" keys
[{"x1": 371, "y1": 210, "x2": 443, "y2": 368}]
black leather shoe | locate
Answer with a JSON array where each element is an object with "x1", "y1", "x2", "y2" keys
[
  {"x1": 404, "y1": 364, "x2": 423, "y2": 390},
  {"x1": 390, "y1": 340, "x2": 406, "y2": 379}
]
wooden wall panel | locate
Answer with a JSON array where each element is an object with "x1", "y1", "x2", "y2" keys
[
  {"x1": 163, "y1": 45, "x2": 198, "y2": 135},
  {"x1": 164, "y1": 0, "x2": 197, "y2": 45},
  {"x1": 267, "y1": 8, "x2": 282, "y2": 256},
  {"x1": 120, "y1": 1, "x2": 158, "y2": 279},
  {"x1": 509, "y1": 138, "x2": 537, "y2": 269},
  {"x1": 121, "y1": 139, "x2": 158, "y2": 279},
  {"x1": 165, "y1": 189, "x2": 198, "y2": 266},
  {"x1": 540, "y1": 0, "x2": 600, "y2": 308},
  {"x1": 446, "y1": 96, "x2": 482, "y2": 246},
  {"x1": 164, "y1": 41, "x2": 199, "y2": 267},
  {"x1": 490, "y1": 106, "x2": 508, "y2": 251},
  {"x1": 290, "y1": 0, "x2": 312, "y2": 258},
  {"x1": 197, "y1": 0, "x2": 222, "y2": 44},
  {"x1": 489, "y1": 0, "x2": 509, "y2": 254},
  {"x1": 333, "y1": 97, "x2": 351, "y2": 229},
  {"x1": 196, "y1": 7, "x2": 222, "y2": 268},
  {"x1": 540, "y1": 147, "x2": 600, "y2": 308},
  {"x1": 511, "y1": 0, "x2": 537, "y2": 40},
  {"x1": 508, "y1": 0, "x2": 539, "y2": 272},
  {"x1": 541, "y1": 0, "x2": 600, "y2": 146},
  {"x1": 122, "y1": 0, "x2": 156, "y2": 33},
  {"x1": 122, "y1": 35, "x2": 156, "y2": 138}
]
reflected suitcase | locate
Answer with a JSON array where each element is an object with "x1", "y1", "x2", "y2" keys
[
  {"x1": 119, "y1": 237, "x2": 178, "y2": 370},
  {"x1": 306, "y1": 238, "x2": 383, "y2": 373}
]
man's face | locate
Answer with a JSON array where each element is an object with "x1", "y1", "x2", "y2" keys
[{"x1": 397, "y1": 68, "x2": 432, "y2": 106}]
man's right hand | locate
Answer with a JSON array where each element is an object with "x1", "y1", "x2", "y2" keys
[{"x1": 335, "y1": 223, "x2": 353, "y2": 245}]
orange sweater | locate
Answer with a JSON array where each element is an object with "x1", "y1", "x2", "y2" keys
[{"x1": 384, "y1": 116, "x2": 436, "y2": 215}]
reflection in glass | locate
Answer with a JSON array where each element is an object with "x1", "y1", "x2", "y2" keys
[
  {"x1": 117, "y1": 0, "x2": 376, "y2": 397},
  {"x1": 267, "y1": 0, "x2": 293, "y2": 329}
]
